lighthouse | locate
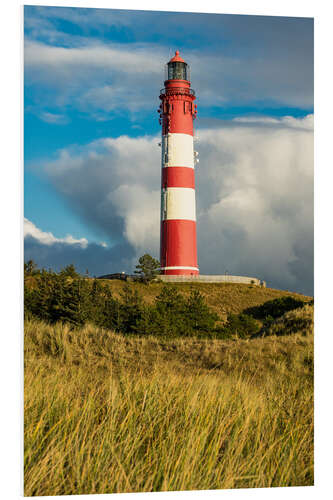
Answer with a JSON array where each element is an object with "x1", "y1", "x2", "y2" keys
[{"x1": 158, "y1": 50, "x2": 199, "y2": 276}]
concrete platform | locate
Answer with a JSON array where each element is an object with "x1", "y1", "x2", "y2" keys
[{"x1": 157, "y1": 275, "x2": 266, "y2": 286}]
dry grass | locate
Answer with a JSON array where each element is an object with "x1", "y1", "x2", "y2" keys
[{"x1": 24, "y1": 305, "x2": 313, "y2": 495}]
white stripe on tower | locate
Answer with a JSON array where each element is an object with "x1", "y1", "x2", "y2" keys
[
  {"x1": 161, "y1": 266, "x2": 199, "y2": 271},
  {"x1": 161, "y1": 187, "x2": 196, "y2": 221},
  {"x1": 162, "y1": 133, "x2": 194, "y2": 168}
]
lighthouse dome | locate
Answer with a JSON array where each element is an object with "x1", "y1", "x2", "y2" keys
[
  {"x1": 168, "y1": 50, "x2": 185, "y2": 63},
  {"x1": 166, "y1": 50, "x2": 190, "y2": 81}
]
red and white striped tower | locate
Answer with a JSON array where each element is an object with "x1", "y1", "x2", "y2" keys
[{"x1": 158, "y1": 50, "x2": 199, "y2": 275}]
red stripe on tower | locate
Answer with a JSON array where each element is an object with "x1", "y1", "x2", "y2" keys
[
  {"x1": 158, "y1": 51, "x2": 199, "y2": 275},
  {"x1": 162, "y1": 167, "x2": 195, "y2": 189}
]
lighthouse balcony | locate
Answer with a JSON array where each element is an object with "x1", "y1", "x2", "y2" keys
[{"x1": 160, "y1": 87, "x2": 195, "y2": 97}]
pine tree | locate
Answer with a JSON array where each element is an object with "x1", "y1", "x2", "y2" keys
[
  {"x1": 99, "y1": 285, "x2": 119, "y2": 331},
  {"x1": 32, "y1": 271, "x2": 55, "y2": 322},
  {"x1": 136, "y1": 286, "x2": 187, "y2": 336},
  {"x1": 24, "y1": 259, "x2": 38, "y2": 276},
  {"x1": 118, "y1": 284, "x2": 143, "y2": 333},
  {"x1": 59, "y1": 264, "x2": 80, "y2": 279},
  {"x1": 49, "y1": 275, "x2": 90, "y2": 326},
  {"x1": 134, "y1": 254, "x2": 160, "y2": 283},
  {"x1": 184, "y1": 289, "x2": 218, "y2": 335}
]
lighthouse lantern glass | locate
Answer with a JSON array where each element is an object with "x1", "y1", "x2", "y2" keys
[{"x1": 167, "y1": 61, "x2": 189, "y2": 81}]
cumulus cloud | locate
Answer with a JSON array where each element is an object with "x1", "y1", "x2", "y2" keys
[
  {"x1": 41, "y1": 134, "x2": 160, "y2": 260},
  {"x1": 29, "y1": 115, "x2": 313, "y2": 294},
  {"x1": 195, "y1": 116, "x2": 313, "y2": 294},
  {"x1": 24, "y1": 218, "x2": 88, "y2": 247},
  {"x1": 24, "y1": 218, "x2": 135, "y2": 275}
]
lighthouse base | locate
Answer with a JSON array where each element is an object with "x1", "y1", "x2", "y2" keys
[{"x1": 157, "y1": 275, "x2": 265, "y2": 286}]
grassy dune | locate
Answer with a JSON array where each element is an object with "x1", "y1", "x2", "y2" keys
[
  {"x1": 95, "y1": 280, "x2": 312, "y2": 321},
  {"x1": 25, "y1": 274, "x2": 310, "y2": 319},
  {"x1": 24, "y1": 302, "x2": 313, "y2": 495}
]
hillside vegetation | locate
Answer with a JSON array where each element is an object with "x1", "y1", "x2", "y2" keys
[
  {"x1": 91, "y1": 278, "x2": 311, "y2": 319},
  {"x1": 24, "y1": 302, "x2": 313, "y2": 495},
  {"x1": 24, "y1": 262, "x2": 313, "y2": 495},
  {"x1": 25, "y1": 263, "x2": 312, "y2": 336}
]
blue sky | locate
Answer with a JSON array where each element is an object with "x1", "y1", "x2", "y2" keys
[{"x1": 24, "y1": 6, "x2": 314, "y2": 294}]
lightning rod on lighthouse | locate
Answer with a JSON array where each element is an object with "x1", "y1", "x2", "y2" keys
[{"x1": 158, "y1": 50, "x2": 199, "y2": 275}]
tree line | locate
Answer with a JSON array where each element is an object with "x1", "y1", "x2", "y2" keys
[
  {"x1": 24, "y1": 259, "x2": 306, "y2": 339},
  {"x1": 24, "y1": 260, "x2": 220, "y2": 337}
]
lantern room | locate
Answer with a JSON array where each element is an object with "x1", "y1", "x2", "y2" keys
[{"x1": 165, "y1": 50, "x2": 190, "y2": 82}]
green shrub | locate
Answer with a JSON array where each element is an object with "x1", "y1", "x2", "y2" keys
[
  {"x1": 184, "y1": 289, "x2": 219, "y2": 335},
  {"x1": 244, "y1": 296, "x2": 305, "y2": 320},
  {"x1": 260, "y1": 305, "x2": 314, "y2": 337},
  {"x1": 135, "y1": 286, "x2": 218, "y2": 337},
  {"x1": 117, "y1": 284, "x2": 143, "y2": 333},
  {"x1": 24, "y1": 264, "x2": 120, "y2": 328},
  {"x1": 221, "y1": 313, "x2": 260, "y2": 339}
]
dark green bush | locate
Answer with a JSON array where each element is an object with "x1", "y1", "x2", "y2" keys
[
  {"x1": 184, "y1": 289, "x2": 219, "y2": 335},
  {"x1": 135, "y1": 286, "x2": 218, "y2": 337},
  {"x1": 24, "y1": 263, "x2": 120, "y2": 328},
  {"x1": 117, "y1": 285, "x2": 143, "y2": 333},
  {"x1": 221, "y1": 313, "x2": 260, "y2": 339},
  {"x1": 243, "y1": 296, "x2": 305, "y2": 320}
]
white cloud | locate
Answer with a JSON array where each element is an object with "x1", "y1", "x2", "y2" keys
[
  {"x1": 233, "y1": 114, "x2": 314, "y2": 130},
  {"x1": 195, "y1": 115, "x2": 313, "y2": 292},
  {"x1": 43, "y1": 134, "x2": 160, "y2": 263},
  {"x1": 24, "y1": 218, "x2": 88, "y2": 248},
  {"x1": 24, "y1": 39, "x2": 164, "y2": 117},
  {"x1": 111, "y1": 184, "x2": 160, "y2": 252},
  {"x1": 37, "y1": 114, "x2": 313, "y2": 294},
  {"x1": 39, "y1": 112, "x2": 69, "y2": 124},
  {"x1": 25, "y1": 40, "x2": 161, "y2": 75},
  {"x1": 24, "y1": 36, "x2": 313, "y2": 118}
]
